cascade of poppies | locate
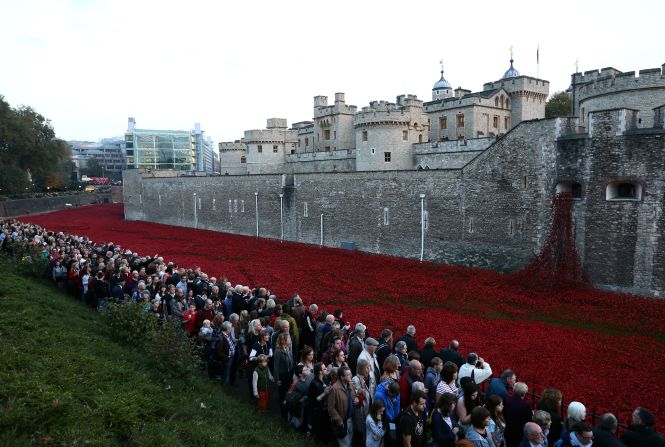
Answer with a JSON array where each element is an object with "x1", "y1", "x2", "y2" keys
[{"x1": 510, "y1": 192, "x2": 589, "y2": 289}]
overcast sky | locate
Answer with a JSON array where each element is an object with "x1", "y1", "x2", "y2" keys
[{"x1": 1, "y1": 0, "x2": 663, "y2": 145}]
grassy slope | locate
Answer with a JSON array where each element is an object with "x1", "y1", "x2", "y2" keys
[{"x1": 0, "y1": 260, "x2": 315, "y2": 447}]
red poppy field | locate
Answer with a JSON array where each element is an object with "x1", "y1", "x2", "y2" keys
[{"x1": 21, "y1": 203, "x2": 665, "y2": 427}]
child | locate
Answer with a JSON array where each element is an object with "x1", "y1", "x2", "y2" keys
[
  {"x1": 366, "y1": 399, "x2": 386, "y2": 447},
  {"x1": 183, "y1": 304, "x2": 197, "y2": 336},
  {"x1": 252, "y1": 354, "x2": 274, "y2": 411},
  {"x1": 199, "y1": 319, "x2": 213, "y2": 340}
]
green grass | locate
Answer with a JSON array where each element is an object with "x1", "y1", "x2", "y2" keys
[{"x1": 0, "y1": 258, "x2": 317, "y2": 446}]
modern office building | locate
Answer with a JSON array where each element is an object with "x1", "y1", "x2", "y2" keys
[{"x1": 124, "y1": 118, "x2": 197, "y2": 171}]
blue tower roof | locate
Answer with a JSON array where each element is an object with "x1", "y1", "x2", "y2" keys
[
  {"x1": 433, "y1": 69, "x2": 452, "y2": 90},
  {"x1": 502, "y1": 59, "x2": 520, "y2": 79}
]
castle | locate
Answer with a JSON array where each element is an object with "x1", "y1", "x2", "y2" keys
[
  {"x1": 124, "y1": 61, "x2": 665, "y2": 297},
  {"x1": 219, "y1": 59, "x2": 549, "y2": 175}
]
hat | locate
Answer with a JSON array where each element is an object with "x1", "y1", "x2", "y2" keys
[{"x1": 365, "y1": 337, "x2": 379, "y2": 346}]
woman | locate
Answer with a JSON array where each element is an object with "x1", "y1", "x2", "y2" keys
[
  {"x1": 273, "y1": 332, "x2": 294, "y2": 418},
  {"x1": 465, "y1": 407, "x2": 496, "y2": 447},
  {"x1": 431, "y1": 392, "x2": 460, "y2": 447},
  {"x1": 485, "y1": 395, "x2": 505, "y2": 447},
  {"x1": 538, "y1": 389, "x2": 562, "y2": 446},
  {"x1": 308, "y1": 362, "x2": 332, "y2": 442},
  {"x1": 561, "y1": 401, "x2": 586, "y2": 437},
  {"x1": 436, "y1": 361, "x2": 459, "y2": 403},
  {"x1": 381, "y1": 354, "x2": 402, "y2": 383},
  {"x1": 366, "y1": 399, "x2": 386, "y2": 447},
  {"x1": 325, "y1": 349, "x2": 348, "y2": 375},
  {"x1": 351, "y1": 359, "x2": 372, "y2": 444},
  {"x1": 457, "y1": 380, "x2": 479, "y2": 427},
  {"x1": 295, "y1": 345, "x2": 315, "y2": 385}
]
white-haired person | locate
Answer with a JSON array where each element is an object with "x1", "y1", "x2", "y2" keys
[{"x1": 561, "y1": 401, "x2": 586, "y2": 438}]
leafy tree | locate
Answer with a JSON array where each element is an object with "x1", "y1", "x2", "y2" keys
[
  {"x1": 0, "y1": 95, "x2": 70, "y2": 193},
  {"x1": 82, "y1": 156, "x2": 104, "y2": 177},
  {"x1": 545, "y1": 91, "x2": 572, "y2": 118}
]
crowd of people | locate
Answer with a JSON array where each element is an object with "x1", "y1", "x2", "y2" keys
[{"x1": 2, "y1": 218, "x2": 665, "y2": 447}]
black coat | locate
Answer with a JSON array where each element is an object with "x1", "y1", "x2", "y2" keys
[
  {"x1": 438, "y1": 348, "x2": 464, "y2": 369},
  {"x1": 621, "y1": 424, "x2": 665, "y2": 447},
  {"x1": 592, "y1": 426, "x2": 626, "y2": 447}
]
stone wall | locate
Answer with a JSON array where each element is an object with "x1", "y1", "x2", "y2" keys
[{"x1": 1, "y1": 191, "x2": 116, "y2": 218}]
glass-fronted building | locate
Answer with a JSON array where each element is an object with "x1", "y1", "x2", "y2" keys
[{"x1": 125, "y1": 118, "x2": 196, "y2": 171}]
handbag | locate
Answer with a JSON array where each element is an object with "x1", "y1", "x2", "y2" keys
[{"x1": 331, "y1": 421, "x2": 347, "y2": 439}]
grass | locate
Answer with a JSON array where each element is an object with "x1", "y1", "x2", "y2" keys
[{"x1": 0, "y1": 257, "x2": 317, "y2": 447}]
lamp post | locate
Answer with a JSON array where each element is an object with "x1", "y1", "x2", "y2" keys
[
  {"x1": 279, "y1": 193, "x2": 284, "y2": 242},
  {"x1": 255, "y1": 192, "x2": 259, "y2": 237},
  {"x1": 320, "y1": 213, "x2": 324, "y2": 246},
  {"x1": 193, "y1": 192, "x2": 197, "y2": 229},
  {"x1": 420, "y1": 194, "x2": 426, "y2": 262}
]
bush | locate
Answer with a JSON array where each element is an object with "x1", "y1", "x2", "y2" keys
[
  {"x1": 146, "y1": 319, "x2": 201, "y2": 378},
  {"x1": 106, "y1": 302, "x2": 157, "y2": 347}
]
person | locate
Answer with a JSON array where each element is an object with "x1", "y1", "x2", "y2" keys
[
  {"x1": 537, "y1": 389, "x2": 562, "y2": 446},
  {"x1": 295, "y1": 345, "x2": 315, "y2": 386},
  {"x1": 322, "y1": 336, "x2": 344, "y2": 365},
  {"x1": 215, "y1": 321, "x2": 237, "y2": 385},
  {"x1": 457, "y1": 380, "x2": 479, "y2": 427},
  {"x1": 621, "y1": 407, "x2": 665, "y2": 447},
  {"x1": 328, "y1": 366, "x2": 358, "y2": 447},
  {"x1": 486, "y1": 395, "x2": 506, "y2": 447},
  {"x1": 381, "y1": 354, "x2": 402, "y2": 383},
  {"x1": 487, "y1": 370, "x2": 516, "y2": 401},
  {"x1": 396, "y1": 325, "x2": 419, "y2": 354},
  {"x1": 326, "y1": 349, "x2": 349, "y2": 375},
  {"x1": 301, "y1": 303, "x2": 318, "y2": 352},
  {"x1": 394, "y1": 341, "x2": 410, "y2": 373},
  {"x1": 400, "y1": 360, "x2": 425, "y2": 410},
  {"x1": 518, "y1": 422, "x2": 545, "y2": 447},
  {"x1": 285, "y1": 364, "x2": 310, "y2": 428},
  {"x1": 199, "y1": 319, "x2": 213, "y2": 341},
  {"x1": 352, "y1": 359, "x2": 372, "y2": 445},
  {"x1": 399, "y1": 390, "x2": 427, "y2": 447},
  {"x1": 592, "y1": 413, "x2": 625, "y2": 447},
  {"x1": 252, "y1": 354, "x2": 274, "y2": 411},
  {"x1": 347, "y1": 322, "x2": 366, "y2": 374},
  {"x1": 432, "y1": 392, "x2": 460, "y2": 447},
  {"x1": 558, "y1": 422, "x2": 594, "y2": 447},
  {"x1": 376, "y1": 329, "x2": 394, "y2": 372},
  {"x1": 466, "y1": 406, "x2": 496, "y2": 447},
  {"x1": 436, "y1": 362, "x2": 459, "y2": 403},
  {"x1": 561, "y1": 402, "x2": 586, "y2": 437},
  {"x1": 374, "y1": 380, "x2": 401, "y2": 443},
  {"x1": 458, "y1": 353, "x2": 492, "y2": 386},
  {"x1": 425, "y1": 357, "x2": 443, "y2": 408},
  {"x1": 532, "y1": 410, "x2": 551, "y2": 447},
  {"x1": 439, "y1": 340, "x2": 465, "y2": 369},
  {"x1": 503, "y1": 382, "x2": 532, "y2": 447},
  {"x1": 357, "y1": 337, "x2": 381, "y2": 394},
  {"x1": 420, "y1": 337, "x2": 438, "y2": 370},
  {"x1": 309, "y1": 361, "x2": 333, "y2": 442},
  {"x1": 366, "y1": 399, "x2": 386, "y2": 447},
  {"x1": 273, "y1": 331, "x2": 295, "y2": 418},
  {"x1": 456, "y1": 426, "x2": 475, "y2": 447}
]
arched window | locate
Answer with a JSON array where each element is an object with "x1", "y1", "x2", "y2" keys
[
  {"x1": 495, "y1": 97, "x2": 499, "y2": 107},
  {"x1": 555, "y1": 181, "x2": 582, "y2": 198},
  {"x1": 505, "y1": 98, "x2": 510, "y2": 109},
  {"x1": 240, "y1": 156, "x2": 246, "y2": 164},
  {"x1": 606, "y1": 181, "x2": 643, "y2": 201},
  {"x1": 500, "y1": 96, "x2": 505, "y2": 108}
]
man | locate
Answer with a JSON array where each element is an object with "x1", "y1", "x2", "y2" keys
[
  {"x1": 518, "y1": 422, "x2": 545, "y2": 447},
  {"x1": 504, "y1": 382, "x2": 533, "y2": 447},
  {"x1": 271, "y1": 319, "x2": 295, "y2": 359},
  {"x1": 374, "y1": 380, "x2": 401, "y2": 425},
  {"x1": 301, "y1": 303, "x2": 318, "y2": 351},
  {"x1": 487, "y1": 369, "x2": 516, "y2": 401},
  {"x1": 396, "y1": 325, "x2": 418, "y2": 353},
  {"x1": 195, "y1": 299, "x2": 216, "y2": 333},
  {"x1": 327, "y1": 366, "x2": 357, "y2": 447},
  {"x1": 357, "y1": 337, "x2": 381, "y2": 393},
  {"x1": 458, "y1": 353, "x2": 492, "y2": 385},
  {"x1": 424, "y1": 357, "x2": 443, "y2": 408},
  {"x1": 216, "y1": 321, "x2": 237, "y2": 385},
  {"x1": 419, "y1": 338, "x2": 438, "y2": 371},
  {"x1": 321, "y1": 336, "x2": 343, "y2": 365},
  {"x1": 347, "y1": 323, "x2": 366, "y2": 374},
  {"x1": 276, "y1": 304, "x2": 299, "y2": 348},
  {"x1": 399, "y1": 390, "x2": 427, "y2": 447},
  {"x1": 438, "y1": 340, "x2": 464, "y2": 369},
  {"x1": 621, "y1": 407, "x2": 665, "y2": 447},
  {"x1": 376, "y1": 329, "x2": 394, "y2": 372},
  {"x1": 592, "y1": 413, "x2": 626, "y2": 447},
  {"x1": 400, "y1": 360, "x2": 425, "y2": 409},
  {"x1": 559, "y1": 422, "x2": 595, "y2": 447}
]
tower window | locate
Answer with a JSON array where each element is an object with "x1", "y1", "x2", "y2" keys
[
  {"x1": 439, "y1": 116, "x2": 447, "y2": 130},
  {"x1": 606, "y1": 181, "x2": 642, "y2": 201},
  {"x1": 240, "y1": 156, "x2": 246, "y2": 164},
  {"x1": 402, "y1": 130, "x2": 408, "y2": 141},
  {"x1": 273, "y1": 145, "x2": 278, "y2": 153},
  {"x1": 323, "y1": 129, "x2": 330, "y2": 140},
  {"x1": 556, "y1": 181, "x2": 583, "y2": 198},
  {"x1": 257, "y1": 145, "x2": 262, "y2": 153},
  {"x1": 383, "y1": 208, "x2": 389, "y2": 225},
  {"x1": 493, "y1": 116, "x2": 499, "y2": 128},
  {"x1": 362, "y1": 130, "x2": 368, "y2": 141},
  {"x1": 504, "y1": 117, "x2": 510, "y2": 129},
  {"x1": 384, "y1": 152, "x2": 392, "y2": 162},
  {"x1": 456, "y1": 114, "x2": 465, "y2": 128}
]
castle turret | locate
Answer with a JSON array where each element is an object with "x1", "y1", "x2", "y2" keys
[{"x1": 432, "y1": 63, "x2": 453, "y2": 101}]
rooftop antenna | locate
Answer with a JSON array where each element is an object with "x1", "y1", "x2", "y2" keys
[
  {"x1": 536, "y1": 44, "x2": 540, "y2": 79},
  {"x1": 575, "y1": 58, "x2": 580, "y2": 73}
]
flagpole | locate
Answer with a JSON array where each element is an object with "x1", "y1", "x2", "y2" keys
[{"x1": 537, "y1": 44, "x2": 540, "y2": 79}]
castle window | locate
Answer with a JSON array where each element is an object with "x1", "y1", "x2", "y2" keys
[
  {"x1": 323, "y1": 129, "x2": 330, "y2": 140},
  {"x1": 495, "y1": 97, "x2": 499, "y2": 107},
  {"x1": 493, "y1": 116, "x2": 499, "y2": 128},
  {"x1": 500, "y1": 96, "x2": 505, "y2": 108},
  {"x1": 468, "y1": 217, "x2": 475, "y2": 234},
  {"x1": 240, "y1": 156, "x2": 246, "y2": 164},
  {"x1": 505, "y1": 98, "x2": 510, "y2": 108},
  {"x1": 324, "y1": 146, "x2": 331, "y2": 152},
  {"x1": 273, "y1": 145, "x2": 278, "y2": 153},
  {"x1": 556, "y1": 181, "x2": 583, "y2": 199},
  {"x1": 305, "y1": 137, "x2": 309, "y2": 146},
  {"x1": 257, "y1": 145, "x2": 262, "y2": 153},
  {"x1": 303, "y1": 202, "x2": 308, "y2": 217},
  {"x1": 241, "y1": 200, "x2": 245, "y2": 213},
  {"x1": 504, "y1": 117, "x2": 510, "y2": 129},
  {"x1": 522, "y1": 175, "x2": 528, "y2": 190},
  {"x1": 402, "y1": 130, "x2": 408, "y2": 141},
  {"x1": 233, "y1": 199, "x2": 238, "y2": 213},
  {"x1": 229, "y1": 200, "x2": 232, "y2": 212},
  {"x1": 384, "y1": 152, "x2": 392, "y2": 162},
  {"x1": 456, "y1": 114, "x2": 465, "y2": 128},
  {"x1": 418, "y1": 134, "x2": 423, "y2": 143},
  {"x1": 439, "y1": 116, "x2": 447, "y2": 130},
  {"x1": 383, "y1": 208, "x2": 389, "y2": 226},
  {"x1": 362, "y1": 130, "x2": 368, "y2": 142},
  {"x1": 606, "y1": 181, "x2": 642, "y2": 201},
  {"x1": 371, "y1": 148, "x2": 376, "y2": 155},
  {"x1": 333, "y1": 131, "x2": 337, "y2": 139}
]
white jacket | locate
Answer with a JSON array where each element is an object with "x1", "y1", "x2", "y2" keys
[{"x1": 458, "y1": 361, "x2": 492, "y2": 384}]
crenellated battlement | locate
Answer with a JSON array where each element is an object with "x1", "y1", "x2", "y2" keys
[
  {"x1": 244, "y1": 128, "x2": 298, "y2": 143},
  {"x1": 573, "y1": 65, "x2": 665, "y2": 98},
  {"x1": 354, "y1": 95, "x2": 427, "y2": 127},
  {"x1": 218, "y1": 141, "x2": 246, "y2": 152}
]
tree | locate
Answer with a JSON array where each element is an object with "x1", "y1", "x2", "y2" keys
[
  {"x1": 82, "y1": 157, "x2": 103, "y2": 177},
  {"x1": 545, "y1": 91, "x2": 572, "y2": 118},
  {"x1": 0, "y1": 95, "x2": 70, "y2": 193}
]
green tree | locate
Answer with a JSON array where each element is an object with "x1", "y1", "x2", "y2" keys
[
  {"x1": 0, "y1": 95, "x2": 70, "y2": 193},
  {"x1": 82, "y1": 156, "x2": 103, "y2": 177},
  {"x1": 545, "y1": 91, "x2": 572, "y2": 118}
]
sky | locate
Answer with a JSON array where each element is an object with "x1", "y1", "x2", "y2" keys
[{"x1": 1, "y1": 0, "x2": 663, "y2": 146}]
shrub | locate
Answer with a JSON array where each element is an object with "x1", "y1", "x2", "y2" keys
[
  {"x1": 106, "y1": 302, "x2": 157, "y2": 347},
  {"x1": 146, "y1": 319, "x2": 201, "y2": 378}
]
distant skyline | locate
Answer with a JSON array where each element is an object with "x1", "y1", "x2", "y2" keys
[{"x1": 1, "y1": 0, "x2": 663, "y2": 145}]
